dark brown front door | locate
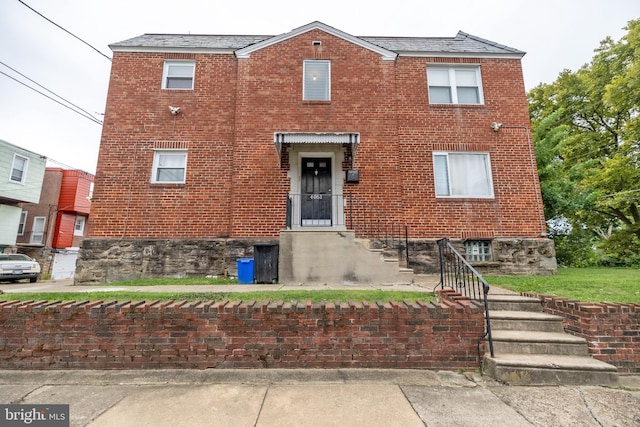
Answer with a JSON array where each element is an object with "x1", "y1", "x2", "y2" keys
[{"x1": 301, "y1": 158, "x2": 332, "y2": 226}]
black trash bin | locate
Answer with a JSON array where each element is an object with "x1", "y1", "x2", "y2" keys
[{"x1": 253, "y1": 243, "x2": 279, "y2": 284}]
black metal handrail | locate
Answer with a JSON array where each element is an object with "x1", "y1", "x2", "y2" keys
[
  {"x1": 436, "y1": 238, "x2": 494, "y2": 358},
  {"x1": 286, "y1": 192, "x2": 410, "y2": 267}
]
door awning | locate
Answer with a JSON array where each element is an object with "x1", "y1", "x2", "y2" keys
[{"x1": 274, "y1": 132, "x2": 360, "y2": 166}]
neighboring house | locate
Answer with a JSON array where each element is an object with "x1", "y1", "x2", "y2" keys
[
  {"x1": 17, "y1": 168, "x2": 94, "y2": 280},
  {"x1": 77, "y1": 21, "x2": 555, "y2": 284},
  {"x1": 0, "y1": 139, "x2": 46, "y2": 250}
]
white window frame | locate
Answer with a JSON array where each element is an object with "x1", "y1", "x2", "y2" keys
[
  {"x1": 10, "y1": 154, "x2": 29, "y2": 184},
  {"x1": 161, "y1": 60, "x2": 195, "y2": 90},
  {"x1": 303, "y1": 60, "x2": 331, "y2": 101},
  {"x1": 151, "y1": 150, "x2": 188, "y2": 184},
  {"x1": 18, "y1": 211, "x2": 27, "y2": 236},
  {"x1": 74, "y1": 216, "x2": 86, "y2": 236},
  {"x1": 30, "y1": 216, "x2": 46, "y2": 244},
  {"x1": 465, "y1": 240, "x2": 493, "y2": 262},
  {"x1": 433, "y1": 151, "x2": 494, "y2": 198},
  {"x1": 427, "y1": 65, "x2": 484, "y2": 105}
]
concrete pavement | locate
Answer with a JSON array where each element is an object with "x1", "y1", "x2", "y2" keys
[
  {"x1": 0, "y1": 274, "x2": 520, "y2": 295},
  {"x1": 0, "y1": 276, "x2": 443, "y2": 295},
  {"x1": 1, "y1": 369, "x2": 639, "y2": 426}
]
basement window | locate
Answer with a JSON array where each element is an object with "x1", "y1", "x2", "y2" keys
[{"x1": 465, "y1": 240, "x2": 492, "y2": 262}]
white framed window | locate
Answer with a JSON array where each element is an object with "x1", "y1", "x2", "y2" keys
[
  {"x1": 18, "y1": 211, "x2": 27, "y2": 235},
  {"x1": 74, "y1": 216, "x2": 86, "y2": 236},
  {"x1": 10, "y1": 154, "x2": 29, "y2": 183},
  {"x1": 151, "y1": 150, "x2": 187, "y2": 184},
  {"x1": 433, "y1": 152, "x2": 494, "y2": 198},
  {"x1": 427, "y1": 66, "x2": 483, "y2": 104},
  {"x1": 162, "y1": 60, "x2": 195, "y2": 89},
  {"x1": 30, "y1": 216, "x2": 46, "y2": 244},
  {"x1": 303, "y1": 60, "x2": 330, "y2": 101},
  {"x1": 465, "y1": 240, "x2": 492, "y2": 262}
]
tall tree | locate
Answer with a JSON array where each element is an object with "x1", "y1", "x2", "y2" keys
[{"x1": 529, "y1": 19, "x2": 640, "y2": 265}]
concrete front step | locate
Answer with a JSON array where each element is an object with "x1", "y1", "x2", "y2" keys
[
  {"x1": 484, "y1": 353, "x2": 618, "y2": 386},
  {"x1": 490, "y1": 330, "x2": 589, "y2": 356},
  {"x1": 490, "y1": 310, "x2": 565, "y2": 333},
  {"x1": 487, "y1": 295, "x2": 543, "y2": 312}
]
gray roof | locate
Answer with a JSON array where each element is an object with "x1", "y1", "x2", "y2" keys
[
  {"x1": 110, "y1": 24, "x2": 524, "y2": 58},
  {"x1": 362, "y1": 32, "x2": 524, "y2": 55},
  {"x1": 111, "y1": 34, "x2": 271, "y2": 50}
]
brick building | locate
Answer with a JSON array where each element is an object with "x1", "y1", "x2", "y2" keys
[
  {"x1": 77, "y1": 22, "x2": 555, "y2": 284},
  {"x1": 18, "y1": 168, "x2": 94, "y2": 280}
]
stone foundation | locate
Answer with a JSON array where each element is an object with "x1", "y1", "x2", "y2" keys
[
  {"x1": 406, "y1": 238, "x2": 556, "y2": 276},
  {"x1": 76, "y1": 236, "x2": 556, "y2": 285},
  {"x1": 75, "y1": 238, "x2": 276, "y2": 284}
]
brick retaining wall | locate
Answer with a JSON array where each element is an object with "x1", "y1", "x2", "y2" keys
[
  {"x1": 523, "y1": 293, "x2": 640, "y2": 373},
  {"x1": 0, "y1": 295, "x2": 484, "y2": 370}
]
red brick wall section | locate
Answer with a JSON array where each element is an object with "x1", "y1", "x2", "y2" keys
[
  {"x1": 0, "y1": 297, "x2": 484, "y2": 370},
  {"x1": 523, "y1": 293, "x2": 640, "y2": 373},
  {"x1": 90, "y1": 30, "x2": 545, "y2": 239}
]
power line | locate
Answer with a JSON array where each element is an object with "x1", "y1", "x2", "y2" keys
[
  {"x1": 17, "y1": 0, "x2": 112, "y2": 62},
  {"x1": 0, "y1": 61, "x2": 102, "y2": 125},
  {"x1": 0, "y1": 69, "x2": 103, "y2": 126}
]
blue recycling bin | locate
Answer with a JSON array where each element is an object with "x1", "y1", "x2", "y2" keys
[{"x1": 237, "y1": 258, "x2": 254, "y2": 284}]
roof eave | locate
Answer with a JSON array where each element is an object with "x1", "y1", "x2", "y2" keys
[
  {"x1": 110, "y1": 45, "x2": 237, "y2": 54},
  {"x1": 397, "y1": 51, "x2": 526, "y2": 59}
]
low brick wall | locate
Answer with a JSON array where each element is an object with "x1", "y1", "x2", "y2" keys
[
  {"x1": 523, "y1": 293, "x2": 640, "y2": 373},
  {"x1": 0, "y1": 294, "x2": 484, "y2": 370}
]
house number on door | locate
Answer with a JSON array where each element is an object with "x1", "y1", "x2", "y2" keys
[{"x1": 310, "y1": 194, "x2": 323, "y2": 200}]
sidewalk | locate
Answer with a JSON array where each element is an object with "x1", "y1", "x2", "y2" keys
[
  {"x1": 1, "y1": 369, "x2": 639, "y2": 426},
  {"x1": 0, "y1": 274, "x2": 519, "y2": 295}
]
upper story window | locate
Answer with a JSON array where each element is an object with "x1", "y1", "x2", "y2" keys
[
  {"x1": 151, "y1": 150, "x2": 187, "y2": 184},
  {"x1": 427, "y1": 66, "x2": 483, "y2": 105},
  {"x1": 30, "y1": 216, "x2": 46, "y2": 244},
  {"x1": 18, "y1": 211, "x2": 27, "y2": 235},
  {"x1": 162, "y1": 61, "x2": 195, "y2": 90},
  {"x1": 74, "y1": 216, "x2": 86, "y2": 236},
  {"x1": 303, "y1": 60, "x2": 330, "y2": 101},
  {"x1": 10, "y1": 154, "x2": 28, "y2": 183},
  {"x1": 433, "y1": 152, "x2": 494, "y2": 198}
]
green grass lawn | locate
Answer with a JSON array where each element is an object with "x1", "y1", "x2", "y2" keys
[{"x1": 486, "y1": 267, "x2": 640, "y2": 303}]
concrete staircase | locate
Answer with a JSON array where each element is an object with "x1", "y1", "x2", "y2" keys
[
  {"x1": 278, "y1": 230, "x2": 413, "y2": 284},
  {"x1": 483, "y1": 294, "x2": 618, "y2": 385}
]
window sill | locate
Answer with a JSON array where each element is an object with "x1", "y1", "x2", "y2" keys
[
  {"x1": 150, "y1": 183, "x2": 186, "y2": 187},
  {"x1": 302, "y1": 100, "x2": 331, "y2": 105},
  {"x1": 429, "y1": 103, "x2": 485, "y2": 108},
  {"x1": 435, "y1": 196, "x2": 495, "y2": 200},
  {"x1": 468, "y1": 261, "x2": 499, "y2": 267}
]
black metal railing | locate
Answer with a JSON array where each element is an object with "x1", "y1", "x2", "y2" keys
[
  {"x1": 436, "y1": 238, "x2": 494, "y2": 358},
  {"x1": 286, "y1": 192, "x2": 410, "y2": 267}
]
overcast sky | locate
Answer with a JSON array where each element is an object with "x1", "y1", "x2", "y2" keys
[{"x1": 1, "y1": 0, "x2": 638, "y2": 174}]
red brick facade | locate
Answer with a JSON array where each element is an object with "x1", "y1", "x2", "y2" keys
[{"x1": 89, "y1": 23, "x2": 545, "y2": 241}]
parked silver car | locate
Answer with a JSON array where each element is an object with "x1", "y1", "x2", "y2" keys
[{"x1": 0, "y1": 253, "x2": 41, "y2": 283}]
